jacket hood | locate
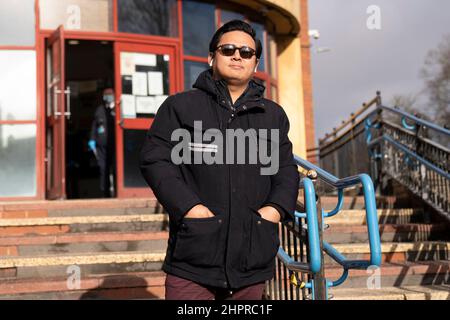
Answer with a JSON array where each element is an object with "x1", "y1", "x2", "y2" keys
[{"x1": 193, "y1": 68, "x2": 265, "y2": 105}]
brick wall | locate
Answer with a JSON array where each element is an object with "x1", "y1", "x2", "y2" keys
[{"x1": 300, "y1": 0, "x2": 317, "y2": 163}]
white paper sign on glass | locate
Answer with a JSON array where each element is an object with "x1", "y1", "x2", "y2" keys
[
  {"x1": 134, "y1": 53, "x2": 156, "y2": 67},
  {"x1": 147, "y1": 71, "x2": 164, "y2": 95},
  {"x1": 132, "y1": 72, "x2": 148, "y2": 96},
  {"x1": 121, "y1": 94, "x2": 136, "y2": 118},
  {"x1": 136, "y1": 96, "x2": 158, "y2": 114},
  {"x1": 121, "y1": 52, "x2": 135, "y2": 76}
]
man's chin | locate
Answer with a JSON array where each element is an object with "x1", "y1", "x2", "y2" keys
[{"x1": 222, "y1": 75, "x2": 250, "y2": 86}]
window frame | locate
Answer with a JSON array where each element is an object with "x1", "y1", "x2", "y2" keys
[
  {"x1": 180, "y1": 0, "x2": 278, "y2": 101},
  {"x1": 0, "y1": 0, "x2": 41, "y2": 200}
]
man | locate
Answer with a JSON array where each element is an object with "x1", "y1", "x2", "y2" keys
[
  {"x1": 88, "y1": 88, "x2": 116, "y2": 198},
  {"x1": 140, "y1": 20, "x2": 299, "y2": 300}
]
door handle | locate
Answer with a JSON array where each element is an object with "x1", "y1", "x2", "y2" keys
[
  {"x1": 64, "y1": 86, "x2": 71, "y2": 120},
  {"x1": 54, "y1": 87, "x2": 71, "y2": 119},
  {"x1": 53, "y1": 87, "x2": 62, "y2": 118}
]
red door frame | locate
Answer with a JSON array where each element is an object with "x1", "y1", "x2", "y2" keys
[
  {"x1": 32, "y1": 0, "x2": 183, "y2": 201},
  {"x1": 46, "y1": 26, "x2": 67, "y2": 199},
  {"x1": 37, "y1": 30, "x2": 182, "y2": 199},
  {"x1": 114, "y1": 41, "x2": 178, "y2": 198}
]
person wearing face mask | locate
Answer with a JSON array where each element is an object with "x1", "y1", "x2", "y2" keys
[{"x1": 88, "y1": 87, "x2": 116, "y2": 197}]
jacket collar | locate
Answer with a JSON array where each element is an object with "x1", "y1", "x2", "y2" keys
[{"x1": 193, "y1": 69, "x2": 265, "y2": 111}]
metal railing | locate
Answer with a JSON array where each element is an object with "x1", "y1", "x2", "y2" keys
[
  {"x1": 265, "y1": 156, "x2": 382, "y2": 300},
  {"x1": 318, "y1": 92, "x2": 449, "y2": 218}
]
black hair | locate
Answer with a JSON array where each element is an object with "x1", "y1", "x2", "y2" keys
[{"x1": 209, "y1": 19, "x2": 262, "y2": 59}]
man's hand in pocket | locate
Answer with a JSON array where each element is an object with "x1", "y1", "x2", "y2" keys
[
  {"x1": 258, "y1": 206, "x2": 281, "y2": 224},
  {"x1": 184, "y1": 204, "x2": 215, "y2": 219}
]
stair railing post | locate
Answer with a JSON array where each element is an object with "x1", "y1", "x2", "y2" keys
[
  {"x1": 350, "y1": 113, "x2": 358, "y2": 177},
  {"x1": 332, "y1": 130, "x2": 340, "y2": 178},
  {"x1": 375, "y1": 91, "x2": 384, "y2": 194},
  {"x1": 308, "y1": 169, "x2": 327, "y2": 300}
]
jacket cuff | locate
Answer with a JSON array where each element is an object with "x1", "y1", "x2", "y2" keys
[{"x1": 263, "y1": 202, "x2": 289, "y2": 222}]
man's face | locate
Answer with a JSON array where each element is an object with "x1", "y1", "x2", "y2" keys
[
  {"x1": 209, "y1": 31, "x2": 259, "y2": 86},
  {"x1": 103, "y1": 88, "x2": 115, "y2": 107}
]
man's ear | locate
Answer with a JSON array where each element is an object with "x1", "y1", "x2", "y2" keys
[
  {"x1": 254, "y1": 59, "x2": 260, "y2": 72},
  {"x1": 208, "y1": 54, "x2": 214, "y2": 67}
]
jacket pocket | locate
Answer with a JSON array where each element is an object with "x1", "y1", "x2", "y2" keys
[
  {"x1": 244, "y1": 207, "x2": 280, "y2": 271},
  {"x1": 172, "y1": 207, "x2": 224, "y2": 268}
]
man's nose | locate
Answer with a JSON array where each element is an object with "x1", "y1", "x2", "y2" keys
[{"x1": 232, "y1": 49, "x2": 242, "y2": 60}]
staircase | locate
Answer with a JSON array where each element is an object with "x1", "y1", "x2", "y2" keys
[
  {"x1": 1, "y1": 194, "x2": 449, "y2": 300},
  {"x1": 0, "y1": 198, "x2": 168, "y2": 300},
  {"x1": 320, "y1": 195, "x2": 450, "y2": 300}
]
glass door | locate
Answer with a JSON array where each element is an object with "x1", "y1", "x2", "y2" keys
[
  {"x1": 46, "y1": 26, "x2": 69, "y2": 199},
  {"x1": 114, "y1": 42, "x2": 177, "y2": 198}
]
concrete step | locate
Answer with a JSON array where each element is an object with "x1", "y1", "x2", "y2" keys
[
  {"x1": 0, "y1": 271, "x2": 166, "y2": 300},
  {"x1": 324, "y1": 223, "x2": 449, "y2": 243},
  {"x1": 0, "y1": 251, "x2": 166, "y2": 280},
  {"x1": 0, "y1": 231, "x2": 168, "y2": 257},
  {"x1": 323, "y1": 242, "x2": 450, "y2": 264},
  {"x1": 325, "y1": 260, "x2": 450, "y2": 288},
  {"x1": 331, "y1": 285, "x2": 450, "y2": 300},
  {"x1": 0, "y1": 214, "x2": 168, "y2": 236},
  {"x1": 0, "y1": 198, "x2": 164, "y2": 219},
  {"x1": 300, "y1": 196, "x2": 405, "y2": 211},
  {"x1": 326, "y1": 209, "x2": 425, "y2": 225}
]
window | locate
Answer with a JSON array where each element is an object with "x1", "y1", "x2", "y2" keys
[
  {"x1": 182, "y1": 0, "x2": 216, "y2": 57},
  {"x1": 184, "y1": 60, "x2": 208, "y2": 91},
  {"x1": 39, "y1": 0, "x2": 113, "y2": 32},
  {"x1": 251, "y1": 21, "x2": 266, "y2": 72},
  {"x1": 0, "y1": 51, "x2": 37, "y2": 121},
  {"x1": 0, "y1": 0, "x2": 35, "y2": 46},
  {"x1": 120, "y1": 52, "x2": 170, "y2": 119},
  {"x1": 118, "y1": 0, "x2": 178, "y2": 37},
  {"x1": 0, "y1": 50, "x2": 37, "y2": 197},
  {"x1": 220, "y1": 9, "x2": 244, "y2": 26},
  {"x1": 181, "y1": 2, "x2": 278, "y2": 100},
  {"x1": 0, "y1": 124, "x2": 37, "y2": 197},
  {"x1": 123, "y1": 129, "x2": 147, "y2": 188},
  {"x1": 267, "y1": 33, "x2": 277, "y2": 79}
]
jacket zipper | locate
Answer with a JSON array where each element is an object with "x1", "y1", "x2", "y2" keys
[{"x1": 224, "y1": 95, "x2": 234, "y2": 289}]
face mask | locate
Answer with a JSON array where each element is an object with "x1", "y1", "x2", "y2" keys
[{"x1": 103, "y1": 94, "x2": 114, "y2": 104}]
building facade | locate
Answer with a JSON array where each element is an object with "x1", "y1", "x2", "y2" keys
[{"x1": 0, "y1": 0, "x2": 314, "y2": 201}]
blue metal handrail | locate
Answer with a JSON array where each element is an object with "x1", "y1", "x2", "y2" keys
[
  {"x1": 277, "y1": 177, "x2": 321, "y2": 274},
  {"x1": 275, "y1": 155, "x2": 382, "y2": 299},
  {"x1": 294, "y1": 155, "x2": 382, "y2": 269},
  {"x1": 375, "y1": 105, "x2": 450, "y2": 136},
  {"x1": 368, "y1": 134, "x2": 450, "y2": 180}
]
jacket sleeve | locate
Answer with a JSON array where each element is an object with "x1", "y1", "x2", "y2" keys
[
  {"x1": 140, "y1": 96, "x2": 202, "y2": 224},
  {"x1": 90, "y1": 108, "x2": 98, "y2": 141},
  {"x1": 263, "y1": 109, "x2": 300, "y2": 223}
]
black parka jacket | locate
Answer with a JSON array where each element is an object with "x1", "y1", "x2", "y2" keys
[{"x1": 140, "y1": 69, "x2": 299, "y2": 290}]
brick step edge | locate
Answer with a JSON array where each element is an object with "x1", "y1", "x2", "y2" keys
[
  {"x1": 325, "y1": 260, "x2": 450, "y2": 278},
  {"x1": 0, "y1": 231, "x2": 169, "y2": 247},
  {"x1": 0, "y1": 214, "x2": 167, "y2": 227},
  {"x1": 0, "y1": 252, "x2": 166, "y2": 269},
  {"x1": 0, "y1": 198, "x2": 159, "y2": 212},
  {"x1": 330, "y1": 285, "x2": 450, "y2": 300},
  {"x1": 0, "y1": 271, "x2": 166, "y2": 296},
  {"x1": 326, "y1": 224, "x2": 447, "y2": 233}
]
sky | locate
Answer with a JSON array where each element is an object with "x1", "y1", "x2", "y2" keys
[{"x1": 308, "y1": 0, "x2": 450, "y2": 141}]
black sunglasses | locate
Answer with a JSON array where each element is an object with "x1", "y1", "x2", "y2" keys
[{"x1": 215, "y1": 44, "x2": 256, "y2": 59}]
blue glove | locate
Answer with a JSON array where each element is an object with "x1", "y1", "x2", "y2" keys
[{"x1": 88, "y1": 140, "x2": 96, "y2": 152}]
